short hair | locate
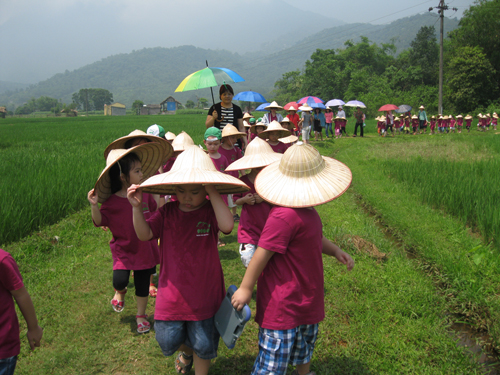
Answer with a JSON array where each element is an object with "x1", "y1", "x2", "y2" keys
[
  {"x1": 219, "y1": 84, "x2": 234, "y2": 98},
  {"x1": 109, "y1": 153, "x2": 141, "y2": 194}
]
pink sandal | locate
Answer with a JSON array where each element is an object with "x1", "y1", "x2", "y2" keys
[
  {"x1": 110, "y1": 288, "x2": 126, "y2": 313},
  {"x1": 136, "y1": 314, "x2": 151, "y2": 333}
]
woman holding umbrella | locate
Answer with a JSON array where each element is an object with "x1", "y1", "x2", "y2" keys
[{"x1": 206, "y1": 84, "x2": 247, "y2": 147}]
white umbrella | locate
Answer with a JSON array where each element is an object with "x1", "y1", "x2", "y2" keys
[
  {"x1": 325, "y1": 99, "x2": 345, "y2": 107},
  {"x1": 344, "y1": 100, "x2": 366, "y2": 108}
]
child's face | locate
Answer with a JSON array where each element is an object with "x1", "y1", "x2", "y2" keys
[
  {"x1": 256, "y1": 126, "x2": 265, "y2": 134},
  {"x1": 268, "y1": 131, "x2": 280, "y2": 142},
  {"x1": 223, "y1": 135, "x2": 238, "y2": 146},
  {"x1": 204, "y1": 138, "x2": 221, "y2": 154},
  {"x1": 174, "y1": 184, "x2": 207, "y2": 211},
  {"x1": 124, "y1": 161, "x2": 143, "y2": 186}
]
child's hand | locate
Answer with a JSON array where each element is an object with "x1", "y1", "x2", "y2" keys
[
  {"x1": 243, "y1": 193, "x2": 255, "y2": 205},
  {"x1": 253, "y1": 193, "x2": 264, "y2": 204},
  {"x1": 27, "y1": 325, "x2": 43, "y2": 350},
  {"x1": 88, "y1": 189, "x2": 98, "y2": 205},
  {"x1": 127, "y1": 184, "x2": 143, "y2": 207},
  {"x1": 335, "y1": 250, "x2": 355, "y2": 271},
  {"x1": 204, "y1": 184, "x2": 217, "y2": 195},
  {"x1": 231, "y1": 287, "x2": 252, "y2": 311}
]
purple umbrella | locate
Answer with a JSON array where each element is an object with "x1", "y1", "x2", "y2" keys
[
  {"x1": 325, "y1": 99, "x2": 345, "y2": 107},
  {"x1": 344, "y1": 100, "x2": 366, "y2": 108}
]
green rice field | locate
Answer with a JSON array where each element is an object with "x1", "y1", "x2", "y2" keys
[{"x1": 1, "y1": 115, "x2": 500, "y2": 374}]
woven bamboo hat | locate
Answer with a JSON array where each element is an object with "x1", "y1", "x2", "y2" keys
[
  {"x1": 419, "y1": 105, "x2": 425, "y2": 110},
  {"x1": 456, "y1": 115, "x2": 463, "y2": 119},
  {"x1": 287, "y1": 106, "x2": 298, "y2": 112},
  {"x1": 165, "y1": 131, "x2": 176, "y2": 141},
  {"x1": 221, "y1": 124, "x2": 246, "y2": 139},
  {"x1": 255, "y1": 142, "x2": 352, "y2": 208},
  {"x1": 226, "y1": 137, "x2": 283, "y2": 171},
  {"x1": 375, "y1": 116, "x2": 380, "y2": 121},
  {"x1": 250, "y1": 122, "x2": 268, "y2": 135},
  {"x1": 465, "y1": 115, "x2": 472, "y2": 120},
  {"x1": 94, "y1": 143, "x2": 169, "y2": 204},
  {"x1": 379, "y1": 116, "x2": 386, "y2": 122},
  {"x1": 279, "y1": 135, "x2": 299, "y2": 144},
  {"x1": 493, "y1": 113, "x2": 498, "y2": 118},
  {"x1": 298, "y1": 104, "x2": 313, "y2": 112},
  {"x1": 104, "y1": 129, "x2": 173, "y2": 160},
  {"x1": 264, "y1": 101, "x2": 283, "y2": 111},
  {"x1": 140, "y1": 146, "x2": 250, "y2": 195},
  {"x1": 242, "y1": 113, "x2": 253, "y2": 120},
  {"x1": 172, "y1": 131, "x2": 195, "y2": 152},
  {"x1": 258, "y1": 120, "x2": 292, "y2": 139},
  {"x1": 443, "y1": 115, "x2": 449, "y2": 120}
]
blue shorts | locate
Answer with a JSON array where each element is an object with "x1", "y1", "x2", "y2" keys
[
  {"x1": 0, "y1": 356, "x2": 17, "y2": 375},
  {"x1": 251, "y1": 324, "x2": 318, "y2": 375},
  {"x1": 155, "y1": 317, "x2": 220, "y2": 360}
]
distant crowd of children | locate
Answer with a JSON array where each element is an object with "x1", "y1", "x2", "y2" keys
[{"x1": 2, "y1": 85, "x2": 356, "y2": 375}]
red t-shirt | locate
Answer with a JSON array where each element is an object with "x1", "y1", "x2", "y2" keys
[
  {"x1": 466, "y1": 119, "x2": 472, "y2": 126},
  {"x1": 0, "y1": 249, "x2": 24, "y2": 358},
  {"x1": 163, "y1": 156, "x2": 176, "y2": 172},
  {"x1": 333, "y1": 119, "x2": 341, "y2": 129},
  {"x1": 411, "y1": 118, "x2": 419, "y2": 127},
  {"x1": 209, "y1": 154, "x2": 229, "y2": 205},
  {"x1": 97, "y1": 194, "x2": 159, "y2": 270},
  {"x1": 147, "y1": 201, "x2": 226, "y2": 321},
  {"x1": 268, "y1": 141, "x2": 289, "y2": 154},
  {"x1": 219, "y1": 145, "x2": 243, "y2": 178},
  {"x1": 287, "y1": 113, "x2": 300, "y2": 131},
  {"x1": 256, "y1": 207, "x2": 325, "y2": 330},
  {"x1": 233, "y1": 175, "x2": 272, "y2": 245},
  {"x1": 450, "y1": 119, "x2": 456, "y2": 127}
]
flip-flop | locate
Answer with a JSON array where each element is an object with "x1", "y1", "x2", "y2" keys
[{"x1": 136, "y1": 314, "x2": 150, "y2": 333}]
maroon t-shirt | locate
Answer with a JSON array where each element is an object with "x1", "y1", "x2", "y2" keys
[
  {"x1": 147, "y1": 201, "x2": 226, "y2": 321},
  {"x1": 97, "y1": 194, "x2": 159, "y2": 270},
  {"x1": 268, "y1": 141, "x2": 289, "y2": 154},
  {"x1": 256, "y1": 207, "x2": 325, "y2": 330},
  {"x1": 233, "y1": 175, "x2": 272, "y2": 245},
  {"x1": 219, "y1": 145, "x2": 243, "y2": 178},
  {"x1": 209, "y1": 154, "x2": 229, "y2": 205},
  {"x1": 0, "y1": 249, "x2": 24, "y2": 358}
]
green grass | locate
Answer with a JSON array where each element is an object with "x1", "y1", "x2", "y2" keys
[{"x1": 2, "y1": 116, "x2": 499, "y2": 374}]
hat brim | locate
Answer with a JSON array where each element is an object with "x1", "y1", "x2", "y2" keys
[
  {"x1": 279, "y1": 135, "x2": 299, "y2": 144},
  {"x1": 95, "y1": 142, "x2": 169, "y2": 203},
  {"x1": 264, "y1": 105, "x2": 284, "y2": 111},
  {"x1": 104, "y1": 133, "x2": 172, "y2": 160},
  {"x1": 255, "y1": 156, "x2": 352, "y2": 208},
  {"x1": 139, "y1": 169, "x2": 250, "y2": 195},
  {"x1": 226, "y1": 151, "x2": 283, "y2": 171}
]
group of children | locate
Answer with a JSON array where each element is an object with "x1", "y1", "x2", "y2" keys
[
  {"x1": 3, "y1": 111, "x2": 355, "y2": 375},
  {"x1": 376, "y1": 111, "x2": 498, "y2": 137}
]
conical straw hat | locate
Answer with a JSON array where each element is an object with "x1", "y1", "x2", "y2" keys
[
  {"x1": 258, "y1": 120, "x2": 291, "y2": 139},
  {"x1": 279, "y1": 135, "x2": 299, "y2": 144},
  {"x1": 250, "y1": 122, "x2": 268, "y2": 135},
  {"x1": 456, "y1": 115, "x2": 463, "y2": 118},
  {"x1": 94, "y1": 143, "x2": 169, "y2": 204},
  {"x1": 165, "y1": 131, "x2": 176, "y2": 141},
  {"x1": 221, "y1": 124, "x2": 246, "y2": 139},
  {"x1": 298, "y1": 104, "x2": 313, "y2": 112},
  {"x1": 287, "y1": 106, "x2": 298, "y2": 111},
  {"x1": 226, "y1": 137, "x2": 283, "y2": 171},
  {"x1": 172, "y1": 131, "x2": 195, "y2": 152},
  {"x1": 140, "y1": 146, "x2": 250, "y2": 195},
  {"x1": 264, "y1": 101, "x2": 283, "y2": 110},
  {"x1": 255, "y1": 142, "x2": 352, "y2": 208},
  {"x1": 465, "y1": 115, "x2": 472, "y2": 120},
  {"x1": 104, "y1": 129, "x2": 172, "y2": 160},
  {"x1": 242, "y1": 113, "x2": 253, "y2": 120}
]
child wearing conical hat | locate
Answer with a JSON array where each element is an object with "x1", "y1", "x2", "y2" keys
[
  {"x1": 492, "y1": 113, "x2": 498, "y2": 130},
  {"x1": 456, "y1": 115, "x2": 463, "y2": 133},
  {"x1": 227, "y1": 137, "x2": 283, "y2": 267},
  {"x1": 411, "y1": 115, "x2": 419, "y2": 135},
  {"x1": 249, "y1": 121, "x2": 267, "y2": 143},
  {"x1": 465, "y1": 115, "x2": 472, "y2": 132},
  {"x1": 393, "y1": 115, "x2": 401, "y2": 135},
  {"x1": 220, "y1": 124, "x2": 246, "y2": 222},
  {"x1": 486, "y1": 113, "x2": 492, "y2": 130},
  {"x1": 258, "y1": 120, "x2": 291, "y2": 154},
  {"x1": 404, "y1": 115, "x2": 411, "y2": 134},
  {"x1": 88, "y1": 142, "x2": 170, "y2": 332},
  {"x1": 377, "y1": 116, "x2": 386, "y2": 137},
  {"x1": 449, "y1": 115, "x2": 456, "y2": 133},
  {"x1": 286, "y1": 106, "x2": 300, "y2": 136},
  {"x1": 231, "y1": 142, "x2": 354, "y2": 375},
  {"x1": 429, "y1": 115, "x2": 436, "y2": 135},
  {"x1": 128, "y1": 145, "x2": 248, "y2": 374}
]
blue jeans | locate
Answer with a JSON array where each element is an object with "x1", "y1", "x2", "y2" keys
[
  {"x1": 0, "y1": 356, "x2": 17, "y2": 375},
  {"x1": 325, "y1": 123, "x2": 332, "y2": 137}
]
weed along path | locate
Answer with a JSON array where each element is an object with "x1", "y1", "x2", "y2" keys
[{"x1": 2, "y1": 117, "x2": 499, "y2": 373}]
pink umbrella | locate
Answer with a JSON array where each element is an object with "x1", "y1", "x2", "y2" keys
[
  {"x1": 378, "y1": 104, "x2": 399, "y2": 112},
  {"x1": 284, "y1": 101, "x2": 299, "y2": 110},
  {"x1": 297, "y1": 96, "x2": 324, "y2": 104}
]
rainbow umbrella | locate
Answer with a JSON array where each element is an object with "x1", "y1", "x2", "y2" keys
[{"x1": 175, "y1": 67, "x2": 245, "y2": 93}]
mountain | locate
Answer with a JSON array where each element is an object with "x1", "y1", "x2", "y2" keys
[{"x1": 0, "y1": 13, "x2": 459, "y2": 109}]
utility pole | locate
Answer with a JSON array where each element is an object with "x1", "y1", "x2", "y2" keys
[{"x1": 429, "y1": 1, "x2": 457, "y2": 115}]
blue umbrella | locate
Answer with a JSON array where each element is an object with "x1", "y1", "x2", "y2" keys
[
  {"x1": 234, "y1": 91, "x2": 267, "y2": 103},
  {"x1": 310, "y1": 102, "x2": 326, "y2": 109},
  {"x1": 344, "y1": 100, "x2": 366, "y2": 108},
  {"x1": 395, "y1": 104, "x2": 412, "y2": 113},
  {"x1": 255, "y1": 103, "x2": 270, "y2": 111},
  {"x1": 325, "y1": 99, "x2": 345, "y2": 107}
]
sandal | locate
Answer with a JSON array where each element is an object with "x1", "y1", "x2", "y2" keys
[
  {"x1": 149, "y1": 283, "x2": 157, "y2": 298},
  {"x1": 136, "y1": 314, "x2": 150, "y2": 333},
  {"x1": 175, "y1": 352, "x2": 193, "y2": 374},
  {"x1": 110, "y1": 288, "x2": 126, "y2": 313}
]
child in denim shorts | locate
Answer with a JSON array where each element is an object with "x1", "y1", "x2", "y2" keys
[
  {"x1": 231, "y1": 142, "x2": 355, "y2": 375},
  {"x1": 128, "y1": 145, "x2": 248, "y2": 375}
]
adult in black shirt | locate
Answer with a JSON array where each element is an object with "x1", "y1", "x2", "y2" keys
[{"x1": 205, "y1": 85, "x2": 246, "y2": 148}]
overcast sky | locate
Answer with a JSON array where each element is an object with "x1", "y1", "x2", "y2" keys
[{"x1": 0, "y1": 0, "x2": 476, "y2": 84}]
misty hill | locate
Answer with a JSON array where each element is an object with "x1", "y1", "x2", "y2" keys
[{"x1": 0, "y1": 13, "x2": 459, "y2": 109}]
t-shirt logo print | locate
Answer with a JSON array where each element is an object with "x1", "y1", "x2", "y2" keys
[{"x1": 196, "y1": 221, "x2": 211, "y2": 236}]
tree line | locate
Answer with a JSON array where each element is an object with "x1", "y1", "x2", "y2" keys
[{"x1": 272, "y1": 0, "x2": 499, "y2": 116}]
